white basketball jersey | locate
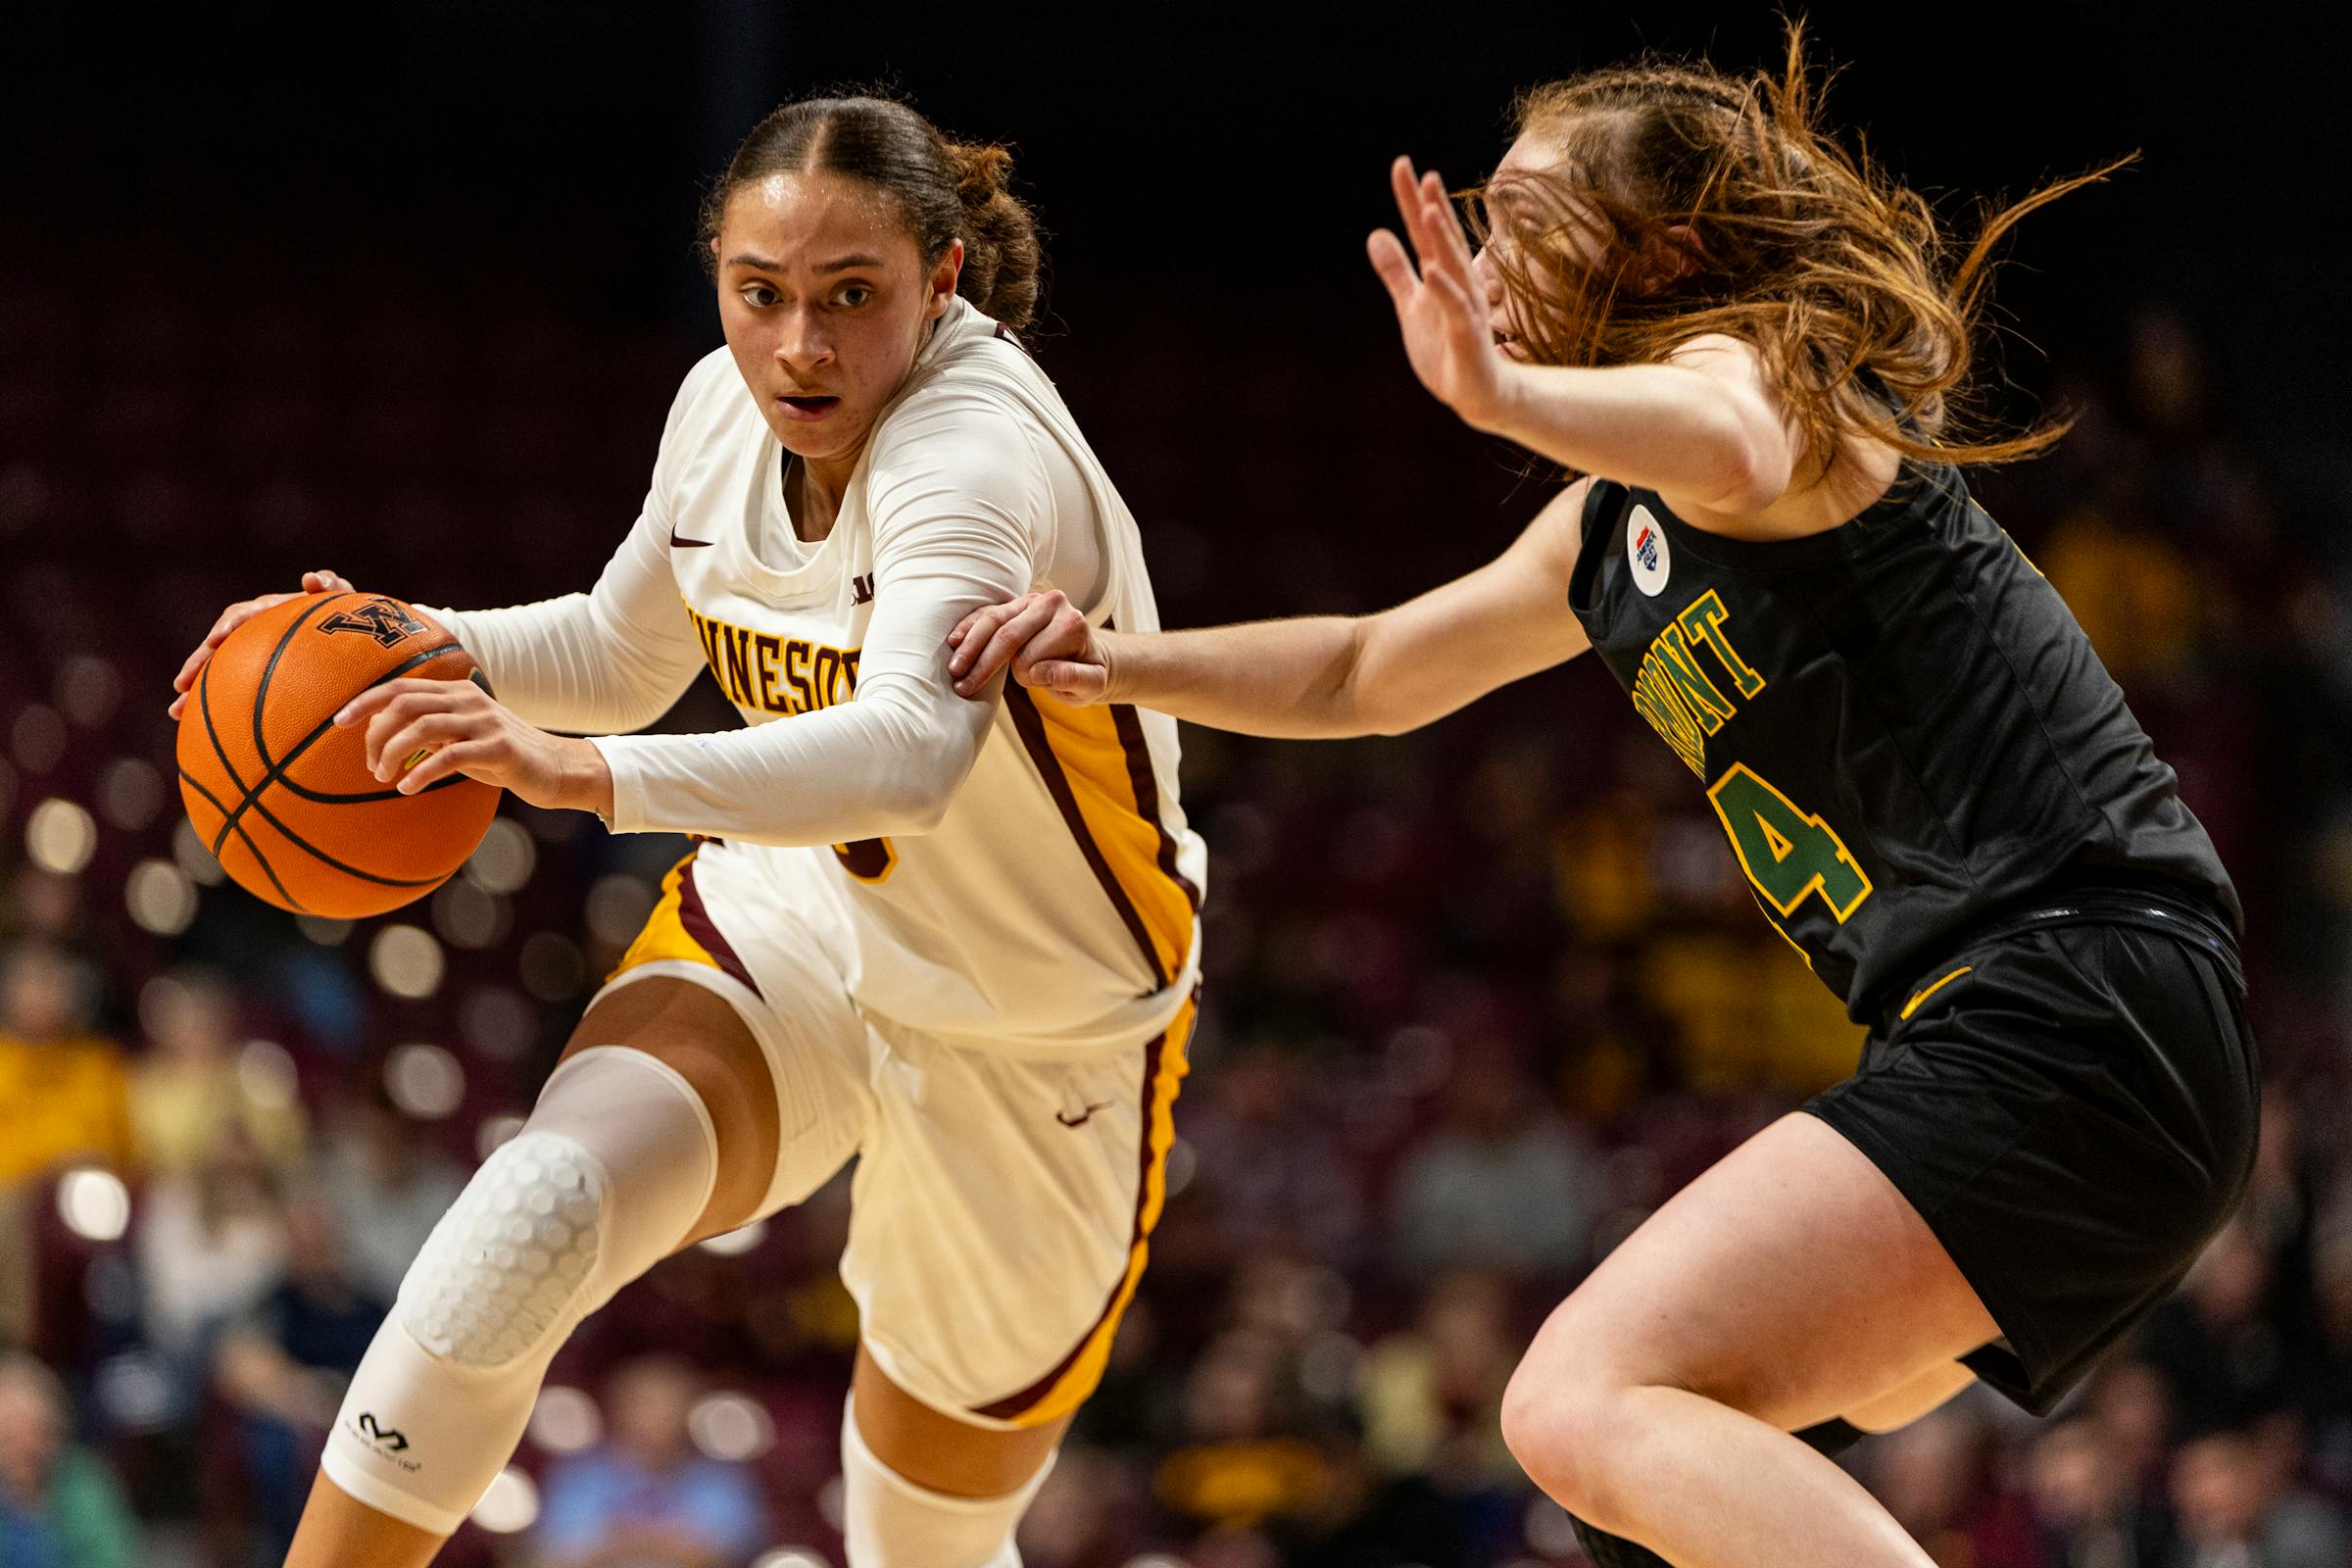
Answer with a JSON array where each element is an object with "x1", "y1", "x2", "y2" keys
[{"x1": 647, "y1": 300, "x2": 1203, "y2": 1054}]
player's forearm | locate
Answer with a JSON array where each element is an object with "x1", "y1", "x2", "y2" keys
[
  {"x1": 1102, "y1": 618, "x2": 1388, "y2": 739},
  {"x1": 425, "y1": 596, "x2": 697, "y2": 736},
  {"x1": 591, "y1": 678, "x2": 987, "y2": 845},
  {"x1": 1479, "y1": 361, "x2": 1775, "y2": 510}
]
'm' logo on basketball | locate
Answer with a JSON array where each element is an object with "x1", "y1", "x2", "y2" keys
[{"x1": 320, "y1": 599, "x2": 428, "y2": 647}]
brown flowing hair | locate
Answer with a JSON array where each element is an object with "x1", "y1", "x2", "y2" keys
[{"x1": 1472, "y1": 19, "x2": 2132, "y2": 479}]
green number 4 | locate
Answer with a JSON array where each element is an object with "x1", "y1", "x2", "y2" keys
[{"x1": 1705, "y1": 762, "x2": 1874, "y2": 922}]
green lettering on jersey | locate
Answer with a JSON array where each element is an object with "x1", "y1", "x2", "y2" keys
[
  {"x1": 1705, "y1": 762, "x2": 1874, "y2": 922},
  {"x1": 1627, "y1": 590, "x2": 1765, "y2": 775},
  {"x1": 1676, "y1": 590, "x2": 1766, "y2": 699},
  {"x1": 1652, "y1": 624, "x2": 1735, "y2": 730}
]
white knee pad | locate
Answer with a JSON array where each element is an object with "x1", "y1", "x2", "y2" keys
[
  {"x1": 322, "y1": 1047, "x2": 718, "y2": 1535},
  {"x1": 840, "y1": 1397, "x2": 1055, "y2": 1568}
]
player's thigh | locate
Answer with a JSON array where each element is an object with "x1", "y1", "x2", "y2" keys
[
  {"x1": 853, "y1": 1348, "x2": 1071, "y2": 1497},
  {"x1": 1509, "y1": 1111, "x2": 2000, "y2": 1442},
  {"x1": 844, "y1": 1004, "x2": 1195, "y2": 1491},
  {"x1": 1842, "y1": 1360, "x2": 1977, "y2": 1435}
]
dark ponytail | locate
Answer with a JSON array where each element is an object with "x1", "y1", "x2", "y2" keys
[{"x1": 700, "y1": 93, "x2": 1046, "y2": 333}]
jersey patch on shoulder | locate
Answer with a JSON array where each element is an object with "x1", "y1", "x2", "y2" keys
[{"x1": 1626, "y1": 504, "x2": 1671, "y2": 597}]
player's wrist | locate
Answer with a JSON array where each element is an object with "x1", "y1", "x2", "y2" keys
[
  {"x1": 1463, "y1": 361, "x2": 1531, "y2": 438},
  {"x1": 1093, "y1": 629, "x2": 1132, "y2": 704},
  {"x1": 564, "y1": 736, "x2": 617, "y2": 824}
]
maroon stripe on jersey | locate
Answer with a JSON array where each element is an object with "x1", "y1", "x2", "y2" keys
[
  {"x1": 1004, "y1": 684, "x2": 1169, "y2": 988},
  {"x1": 676, "y1": 856, "x2": 763, "y2": 1000},
  {"x1": 974, "y1": 1016, "x2": 1176, "y2": 1421},
  {"x1": 1109, "y1": 703, "x2": 1200, "y2": 913}
]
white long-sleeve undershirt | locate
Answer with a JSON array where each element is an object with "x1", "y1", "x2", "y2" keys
[{"x1": 429, "y1": 379, "x2": 1102, "y2": 850}]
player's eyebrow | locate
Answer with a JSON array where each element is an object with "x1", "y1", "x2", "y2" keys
[{"x1": 721, "y1": 252, "x2": 886, "y2": 273}]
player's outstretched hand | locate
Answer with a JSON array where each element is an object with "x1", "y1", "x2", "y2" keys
[
  {"x1": 167, "y1": 569, "x2": 355, "y2": 720},
  {"x1": 1367, "y1": 157, "x2": 1515, "y2": 433},
  {"x1": 334, "y1": 678, "x2": 612, "y2": 817},
  {"x1": 947, "y1": 590, "x2": 1112, "y2": 706}
]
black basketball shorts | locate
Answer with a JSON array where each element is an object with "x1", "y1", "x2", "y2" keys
[{"x1": 1804, "y1": 893, "x2": 2258, "y2": 1416}]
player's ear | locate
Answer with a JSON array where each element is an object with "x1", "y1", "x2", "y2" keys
[{"x1": 928, "y1": 238, "x2": 964, "y2": 318}]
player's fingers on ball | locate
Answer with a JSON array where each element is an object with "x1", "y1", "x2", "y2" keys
[
  {"x1": 336, "y1": 677, "x2": 441, "y2": 730},
  {"x1": 352, "y1": 685, "x2": 442, "y2": 768},
  {"x1": 374, "y1": 712, "x2": 477, "y2": 782},
  {"x1": 396, "y1": 740, "x2": 483, "y2": 795}
]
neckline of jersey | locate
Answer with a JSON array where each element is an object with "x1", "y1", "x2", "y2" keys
[
  {"x1": 1638, "y1": 457, "x2": 1959, "y2": 571},
  {"x1": 729, "y1": 297, "x2": 978, "y2": 596}
]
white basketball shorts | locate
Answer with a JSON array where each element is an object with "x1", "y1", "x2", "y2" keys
[{"x1": 597, "y1": 838, "x2": 1193, "y2": 1430}]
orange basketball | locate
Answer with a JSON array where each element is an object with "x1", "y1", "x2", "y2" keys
[{"x1": 176, "y1": 592, "x2": 503, "y2": 918}]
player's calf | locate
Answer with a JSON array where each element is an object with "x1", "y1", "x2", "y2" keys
[
  {"x1": 1560, "y1": 1418, "x2": 1868, "y2": 1567},
  {"x1": 841, "y1": 1398, "x2": 1055, "y2": 1568}
]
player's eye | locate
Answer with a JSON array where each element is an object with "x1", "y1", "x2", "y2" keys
[
  {"x1": 833, "y1": 284, "x2": 873, "y2": 309},
  {"x1": 739, "y1": 284, "x2": 779, "y2": 309}
]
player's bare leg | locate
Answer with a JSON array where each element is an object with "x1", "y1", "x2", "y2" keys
[
  {"x1": 280, "y1": 979, "x2": 779, "y2": 1568},
  {"x1": 1501, "y1": 1111, "x2": 2002, "y2": 1568},
  {"x1": 1841, "y1": 1359, "x2": 1977, "y2": 1435},
  {"x1": 851, "y1": 1350, "x2": 1069, "y2": 1495}
]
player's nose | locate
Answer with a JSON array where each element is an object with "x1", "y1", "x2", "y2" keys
[{"x1": 773, "y1": 305, "x2": 834, "y2": 371}]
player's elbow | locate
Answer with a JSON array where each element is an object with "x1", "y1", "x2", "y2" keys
[
  {"x1": 1358, "y1": 700, "x2": 1438, "y2": 738},
  {"x1": 860, "y1": 741, "x2": 974, "y2": 836},
  {"x1": 1345, "y1": 619, "x2": 1448, "y2": 738},
  {"x1": 868, "y1": 775, "x2": 957, "y2": 837},
  {"x1": 1694, "y1": 406, "x2": 1792, "y2": 516}
]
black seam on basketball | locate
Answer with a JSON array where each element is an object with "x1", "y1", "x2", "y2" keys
[
  {"x1": 273, "y1": 773, "x2": 472, "y2": 806},
  {"x1": 178, "y1": 764, "x2": 307, "y2": 911},
  {"x1": 234, "y1": 786, "x2": 449, "y2": 888},
  {"x1": 198, "y1": 659, "x2": 258, "y2": 859},
  {"x1": 213, "y1": 638, "x2": 466, "y2": 850},
  {"x1": 252, "y1": 593, "x2": 353, "y2": 770}
]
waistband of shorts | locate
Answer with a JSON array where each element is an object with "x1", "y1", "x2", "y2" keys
[{"x1": 1881, "y1": 880, "x2": 2245, "y2": 1032}]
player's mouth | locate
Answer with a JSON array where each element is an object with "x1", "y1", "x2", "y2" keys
[{"x1": 775, "y1": 394, "x2": 841, "y2": 422}]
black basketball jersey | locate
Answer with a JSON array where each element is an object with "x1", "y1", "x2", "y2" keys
[{"x1": 1566, "y1": 460, "x2": 2240, "y2": 1023}]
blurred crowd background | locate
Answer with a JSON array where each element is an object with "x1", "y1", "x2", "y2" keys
[{"x1": 6, "y1": 5, "x2": 2351, "y2": 1568}]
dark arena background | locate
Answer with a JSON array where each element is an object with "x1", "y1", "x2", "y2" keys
[{"x1": 5, "y1": 4, "x2": 2351, "y2": 1566}]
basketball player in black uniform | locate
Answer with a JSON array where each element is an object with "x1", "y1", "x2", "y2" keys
[{"x1": 945, "y1": 29, "x2": 2256, "y2": 1568}]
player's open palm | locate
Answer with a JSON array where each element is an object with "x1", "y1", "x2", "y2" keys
[
  {"x1": 948, "y1": 590, "x2": 1112, "y2": 706},
  {"x1": 1367, "y1": 157, "x2": 1512, "y2": 432}
]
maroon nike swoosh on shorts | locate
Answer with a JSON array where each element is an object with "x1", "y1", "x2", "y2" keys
[{"x1": 670, "y1": 528, "x2": 714, "y2": 548}]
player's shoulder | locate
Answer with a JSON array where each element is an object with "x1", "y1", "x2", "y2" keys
[{"x1": 869, "y1": 316, "x2": 1052, "y2": 484}]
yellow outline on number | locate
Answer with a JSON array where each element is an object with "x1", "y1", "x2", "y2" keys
[{"x1": 1705, "y1": 761, "x2": 1875, "y2": 923}]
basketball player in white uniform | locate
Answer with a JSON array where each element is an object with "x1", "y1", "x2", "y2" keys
[{"x1": 171, "y1": 96, "x2": 1201, "y2": 1568}]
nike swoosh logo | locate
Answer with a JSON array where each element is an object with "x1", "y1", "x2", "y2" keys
[
  {"x1": 669, "y1": 527, "x2": 714, "y2": 548},
  {"x1": 1055, "y1": 1102, "x2": 1114, "y2": 1128}
]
